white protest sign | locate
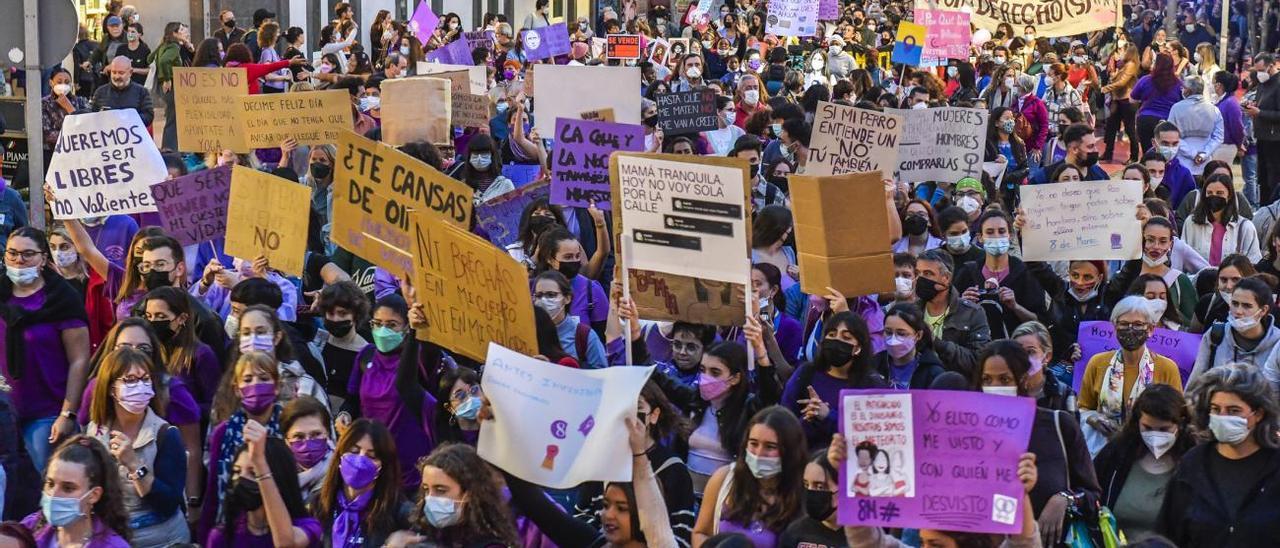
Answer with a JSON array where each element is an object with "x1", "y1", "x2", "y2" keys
[
  {"x1": 614, "y1": 154, "x2": 751, "y2": 285},
  {"x1": 46, "y1": 110, "x2": 164, "y2": 220},
  {"x1": 534, "y1": 64, "x2": 642, "y2": 137},
  {"x1": 1019, "y1": 180, "x2": 1144, "y2": 261},
  {"x1": 478, "y1": 344, "x2": 655, "y2": 489},
  {"x1": 766, "y1": 0, "x2": 819, "y2": 36},
  {"x1": 982, "y1": 160, "x2": 1007, "y2": 182},
  {"x1": 416, "y1": 62, "x2": 487, "y2": 94},
  {"x1": 808, "y1": 101, "x2": 902, "y2": 177},
  {"x1": 892, "y1": 107, "x2": 988, "y2": 183}
]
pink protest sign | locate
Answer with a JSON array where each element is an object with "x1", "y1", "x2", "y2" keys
[
  {"x1": 913, "y1": 9, "x2": 971, "y2": 60},
  {"x1": 838, "y1": 389, "x2": 1034, "y2": 534}
]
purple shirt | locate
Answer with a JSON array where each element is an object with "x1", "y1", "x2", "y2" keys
[
  {"x1": 349, "y1": 345, "x2": 436, "y2": 490},
  {"x1": 1164, "y1": 158, "x2": 1197, "y2": 209},
  {"x1": 1130, "y1": 74, "x2": 1183, "y2": 119},
  {"x1": 570, "y1": 274, "x2": 609, "y2": 326},
  {"x1": 205, "y1": 516, "x2": 323, "y2": 548},
  {"x1": 21, "y1": 514, "x2": 130, "y2": 548},
  {"x1": 83, "y1": 215, "x2": 139, "y2": 270},
  {"x1": 77, "y1": 375, "x2": 201, "y2": 426},
  {"x1": 0, "y1": 289, "x2": 88, "y2": 420},
  {"x1": 1219, "y1": 94, "x2": 1245, "y2": 146},
  {"x1": 181, "y1": 343, "x2": 222, "y2": 414}
]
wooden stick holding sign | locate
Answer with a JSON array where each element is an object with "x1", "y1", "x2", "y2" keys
[{"x1": 620, "y1": 233, "x2": 635, "y2": 367}]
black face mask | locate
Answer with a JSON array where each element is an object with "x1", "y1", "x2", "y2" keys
[
  {"x1": 557, "y1": 260, "x2": 582, "y2": 279},
  {"x1": 309, "y1": 162, "x2": 332, "y2": 180},
  {"x1": 1205, "y1": 195, "x2": 1228, "y2": 212},
  {"x1": 903, "y1": 215, "x2": 929, "y2": 236},
  {"x1": 1116, "y1": 327, "x2": 1149, "y2": 351},
  {"x1": 804, "y1": 488, "x2": 836, "y2": 521},
  {"x1": 224, "y1": 19, "x2": 237, "y2": 28},
  {"x1": 749, "y1": 163, "x2": 760, "y2": 180},
  {"x1": 643, "y1": 115, "x2": 659, "y2": 127},
  {"x1": 149, "y1": 319, "x2": 176, "y2": 343},
  {"x1": 819, "y1": 338, "x2": 855, "y2": 366},
  {"x1": 915, "y1": 276, "x2": 943, "y2": 301},
  {"x1": 143, "y1": 269, "x2": 172, "y2": 291},
  {"x1": 1078, "y1": 151, "x2": 1100, "y2": 167},
  {"x1": 324, "y1": 318, "x2": 354, "y2": 338},
  {"x1": 528, "y1": 215, "x2": 555, "y2": 234},
  {"x1": 229, "y1": 477, "x2": 263, "y2": 511}
]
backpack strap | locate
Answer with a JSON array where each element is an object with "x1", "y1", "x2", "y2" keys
[
  {"x1": 575, "y1": 321, "x2": 591, "y2": 364},
  {"x1": 1207, "y1": 322, "x2": 1227, "y2": 367},
  {"x1": 765, "y1": 183, "x2": 779, "y2": 205}
]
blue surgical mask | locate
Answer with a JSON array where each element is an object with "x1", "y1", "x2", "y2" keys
[
  {"x1": 983, "y1": 237, "x2": 1011, "y2": 256},
  {"x1": 41, "y1": 492, "x2": 88, "y2": 527},
  {"x1": 372, "y1": 326, "x2": 405, "y2": 353},
  {"x1": 496, "y1": 101, "x2": 510, "y2": 114},
  {"x1": 454, "y1": 396, "x2": 481, "y2": 420},
  {"x1": 6, "y1": 265, "x2": 39, "y2": 285},
  {"x1": 744, "y1": 451, "x2": 781, "y2": 478},
  {"x1": 470, "y1": 153, "x2": 493, "y2": 170},
  {"x1": 423, "y1": 495, "x2": 464, "y2": 527}
]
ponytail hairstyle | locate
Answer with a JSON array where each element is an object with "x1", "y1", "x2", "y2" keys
[{"x1": 42, "y1": 436, "x2": 131, "y2": 541}]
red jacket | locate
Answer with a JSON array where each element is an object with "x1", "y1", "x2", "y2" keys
[
  {"x1": 84, "y1": 268, "x2": 115, "y2": 351},
  {"x1": 224, "y1": 60, "x2": 292, "y2": 94}
]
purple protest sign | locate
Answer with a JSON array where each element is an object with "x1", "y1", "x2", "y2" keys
[
  {"x1": 426, "y1": 39, "x2": 473, "y2": 65},
  {"x1": 551, "y1": 117, "x2": 645, "y2": 210},
  {"x1": 838, "y1": 389, "x2": 1034, "y2": 534},
  {"x1": 522, "y1": 23, "x2": 572, "y2": 62},
  {"x1": 408, "y1": 0, "x2": 439, "y2": 38},
  {"x1": 1072, "y1": 321, "x2": 1200, "y2": 391},
  {"x1": 502, "y1": 163, "x2": 543, "y2": 188},
  {"x1": 148, "y1": 165, "x2": 232, "y2": 247},
  {"x1": 476, "y1": 179, "x2": 550, "y2": 249},
  {"x1": 819, "y1": 0, "x2": 840, "y2": 20}
]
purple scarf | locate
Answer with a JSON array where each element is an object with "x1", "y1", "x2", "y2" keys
[{"x1": 333, "y1": 488, "x2": 374, "y2": 548}]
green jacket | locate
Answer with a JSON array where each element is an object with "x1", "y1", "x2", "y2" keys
[{"x1": 147, "y1": 42, "x2": 184, "y2": 84}]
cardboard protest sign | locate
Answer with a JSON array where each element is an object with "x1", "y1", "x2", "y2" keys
[
  {"x1": 332, "y1": 131, "x2": 473, "y2": 272},
  {"x1": 407, "y1": 0, "x2": 439, "y2": 37},
  {"x1": 581, "y1": 108, "x2": 616, "y2": 122},
  {"x1": 476, "y1": 179, "x2": 550, "y2": 249},
  {"x1": 606, "y1": 34, "x2": 642, "y2": 59},
  {"x1": 808, "y1": 101, "x2": 903, "y2": 177},
  {"x1": 46, "y1": 110, "x2": 165, "y2": 220},
  {"x1": 655, "y1": 89, "x2": 719, "y2": 136},
  {"x1": 915, "y1": 0, "x2": 1117, "y2": 38},
  {"x1": 839, "y1": 390, "x2": 1035, "y2": 533},
  {"x1": 409, "y1": 219, "x2": 537, "y2": 361},
  {"x1": 451, "y1": 92, "x2": 494, "y2": 128},
  {"x1": 479, "y1": 344, "x2": 656, "y2": 488},
  {"x1": 224, "y1": 166, "x2": 310, "y2": 276},
  {"x1": 623, "y1": 269, "x2": 749, "y2": 326},
  {"x1": 416, "y1": 63, "x2": 486, "y2": 94},
  {"x1": 237, "y1": 90, "x2": 353, "y2": 149},
  {"x1": 590, "y1": 37, "x2": 607, "y2": 59},
  {"x1": 522, "y1": 23, "x2": 572, "y2": 62},
  {"x1": 1072, "y1": 321, "x2": 1199, "y2": 391},
  {"x1": 891, "y1": 20, "x2": 926, "y2": 66},
  {"x1": 791, "y1": 171, "x2": 895, "y2": 297},
  {"x1": 766, "y1": 0, "x2": 819, "y2": 36},
  {"x1": 1020, "y1": 180, "x2": 1143, "y2": 261},
  {"x1": 894, "y1": 107, "x2": 988, "y2": 183},
  {"x1": 613, "y1": 153, "x2": 750, "y2": 285},
  {"x1": 533, "y1": 65, "x2": 642, "y2": 136},
  {"x1": 551, "y1": 118, "x2": 645, "y2": 210},
  {"x1": 381, "y1": 77, "x2": 452, "y2": 146},
  {"x1": 425, "y1": 39, "x2": 473, "y2": 65},
  {"x1": 173, "y1": 67, "x2": 248, "y2": 153},
  {"x1": 148, "y1": 165, "x2": 232, "y2": 247},
  {"x1": 914, "y1": 9, "x2": 972, "y2": 59}
]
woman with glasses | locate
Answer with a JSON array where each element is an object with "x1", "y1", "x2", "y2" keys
[
  {"x1": 1078, "y1": 296, "x2": 1184, "y2": 456},
  {"x1": 85, "y1": 347, "x2": 190, "y2": 546},
  {"x1": 432, "y1": 367, "x2": 483, "y2": 446},
  {"x1": 0, "y1": 226, "x2": 92, "y2": 474}
]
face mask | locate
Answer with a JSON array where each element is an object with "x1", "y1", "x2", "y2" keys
[
  {"x1": 127, "y1": 32, "x2": 139, "y2": 42},
  {"x1": 53, "y1": 84, "x2": 72, "y2": 96},
  {"x1": 911, "y1": 101, "x2": 928, "y2": 110},
  {"x1": 1000, "y1": 119, "x2": 1016, "y2": 134},
  {"x1": 744, "y1": 451, "x2": 782, "y2": 478},
  {"x1": 1193, "y1": 52, "x2": 1202, "y2": 63},
  {"x1": 1141, "y1": 430, "x2": 1176, "y2": 459},
  {"x1": 5, "y1": 265, "x2": 39, "y2": 286},
  {"x1": 1115, "y1": 327, "x2": 1149, "y2": 351},
  {"x1": 1024, "y1": 33, "x2": 1034, "y2": 42},
  {"x1": 903, "y1": 215, "x2": 929, "y2": 236},
  {"x1": 423, "y1": 495, "x2": 464, "y2": 527},
  {"x1": 804, "y1": 488, "x2": 835, "y2": 520},
  {"x1": 372, "y1": 326, "x2": 406, "y2": 353},
  {"x1": 1144, "y1": 298, "x2": 1167, "y2": 319},
  {"x1": 224, "y1": 314, "x2": 240, "y2": 339},
  {"x1": 454, "y1": 396, "x2": 482, "y2": 420},
  {"x1": 1209, "y1": 413, "x2": 1251, "y2": 444},
  {"x1": 770, "y1": 123, "x2": 783, "y2": 138},
  {"x1": 994, "y1": 56, "x2": 1006, "y2": 65},
  {"x1": 894, "y1": 276, "x2": 913, "y2": 297},
  {"x1": 1204, "y1": 196, "x2": 1228, "y2": 212},
  {"x1": 149, "y1": 319, "x2": 176, "y2": 343},
  {"x1": 643, "y1": 114, "x2": 659, "y2": 127},
  {"x1": 41, "y1": 493, "x2": 87, "y2": 527},
  {"x1": 400, "y1": 46, "x2": 411, "y2": 56},
  {"x1": 1185, "y1": 24, "x2": 1195, "y2": 32},
  {"x1": 698, "y1": 373, "x2": 732, "y2": 401},
  {"x1": 957, "y1": 195, "x2": 981, "y2": 215},
  {"x1": 239, "y1": 333, "x2": 275, "y2": 354},
  {"x1": 983, "y1": 237, "x2": 1011, "y2": 256},
  {"x1": 240, "y1": 382, "x2": 277, "y2": 415},
  {"x1": 811, "y1": 59, "x2": 825, "y2": 71},
  {"x1": 143, "y1": 269, "x2": 172, "y2": 291},
  {"x1": 982, "y1": 385, "x2": 1019, "y2": 396},
  {"x1": 830, "y1": 45, "x2": 842, "y2": 56},
  {"x1": 309, "y1": 162, "x2": 332, "y2": 180},
  {"x1": 820, "y1": 338, "x2": 855, "y2": 366},
  {"x1": 945, "y1": 233, "x2": 971, "y2": 254},
  {"x1": 1079, "y1": 152, "x2": 1101, "y2": 167},
  {"x1": 885, "y1": 335, "x2": 915, "y2": 359},
  {"x1": 1003, "y1": 77, "x2": 1015, "y2": 89},
  {"x1": 914, "y1": 276, "x2": 943, "y2": 301},
  {"x1": 1258, "y1": 71, "x2": 1272, "y2": 84},
  {"x1": 1027, "y1": 355, "x2": 1044, "y2": 376},
  {"x1": 535, "y1": 296, "x2": 564, "y2": 316},
  {"x1": 496, "y1": 101, "x2": 509, "y2": 114},
  {"x1": 359, "y1": 96, "x2": 381, "y2": 112},
  {"x1": 557, "y1": 260, "x2": 582, "y2": 279},
  {"x1": 744, "y1": 89, "x2": 760, "y2": 105},
  {"x1": 323, "y1": 318, "x2": 353, "y2": 338},
  {"x1": 116, "y1": 381, "x2": 154, "y2": 415},
  {"x1": 469, "y1": 153, "x2": 493, "y2": 170},
  {"x1": 686, "y1": 66, "x2": 702, "y2": 79},
  {"x1": 1158, "y1": 145, "x2": 1177, "y2": 161},
  {"x1": 1230, "y1": 311, "x2": 1260, "y2": 331},
  {"x1": 1142, "y1": 249, "x2": 1168, "y2": 267},
  {"x1": 1149, "y1": 175, "x2": 1163, "y2": 187},
  {"x1": 53, "y1": 249, "x2": 78, "y2": 268},
  {"x1": 290, "y1": 438, "x2": 329, "y2": 469},
  {"x1": 946, "y1": 66, "x2": 958, "y2": 77},
  {"x1": 224, "y1": 19, "x2": 237, "y2": 28},
  {"x1": 229, "y1": 477, "x2": 263, "y2": 511},
  {"x1": 748, "y1": 59, "x2": 762, "y2": 71},
  {"x1": 340, "y1": 452, "x2": 380, "y2": 489}
]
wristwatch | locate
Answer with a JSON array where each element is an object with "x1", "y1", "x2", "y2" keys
[
  {"x1": 127, "y1": 465, "x2": 149, "y2": 481},
  {"x1": 59, "y1": 410, "x2": 76, "y2": 421}
]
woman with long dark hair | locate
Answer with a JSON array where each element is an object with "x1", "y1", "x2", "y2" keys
[
  {"x1": 206, "y1": 434, "x2": 322, "y2": 546},
  {"x1": 782, "y1": 311, "x2": 888, "y2": 451},
  {"x1": 142, "y1": 286, "x2": 220, "y2": 416},
  {"x1": 1131, "y1": 53, "x2": 1184, "y2": 156},
  {"x1": 315, "y1": 419, "x2": 409, "y2": 547},
  {"x1": 20, "y1": 436, "x2": 130, "y2": 546},
  {"x1": 447, "y1": 134, "x2": 514, "y2": 204}
]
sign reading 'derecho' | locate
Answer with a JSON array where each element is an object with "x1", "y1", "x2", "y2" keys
[
  {"x1": 916, "y1": 0, "x2": 1117, "y2": 38},
  {"x1": 655, "y1": 89, "x2": 718, "y2": 136},
  {"x1": 46, "y1": 109, "x2": 165, "y2": 220}
]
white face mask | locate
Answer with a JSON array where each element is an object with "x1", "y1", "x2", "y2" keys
[
  {"x1": 1141, "y1": 430, "x2": 1176, "y2": 459},
  {"x1": 911, "y1": 101, "x2": 928, "y2": 110},
  {"x1": 982, "y1": 385, "x2": 1019, "y2": 397},
  {"x1": 743, "y1": 89, "x2": 760, "y2": 105},
  {"x1": 957, "y1": 196, "x2": 981, "y2": 215},
  {"x1": 893, "y1": 276, "x2": 913, "y2": 297},
  {"x1": 946, "y1": 233, "x2": 970, "y2": 252},
  {"x1": 1141, "y1": 251, "x2": 1167, "y2": 267},
  {"x1": 811, "y1": 58, "x2": 825, "y2": 71},
  {"x1": 53, "y1": 249, "x2": 78, "y2": 268},
  {"x1": 686, "y1": 66, "x2": 702, "y2": 80},
  {"x1": 1208, "y1": 413, "x2": 1251, "y2": 444},
  {"x1": 53, "y1": 83, "x2": 72, "y2": 96},
  {"x1": 224, "y1": 314, "x2": 240, "y2": 339},
  {"x1": 1146, "y1": 298, "x2": 1168, "y2": 319},
  {"x1": 1229, "y1": 310, "x2": 1260, "y2": 331},
  {"x1": 946, "y1": 66, "x2": 958, "y2": 78}
]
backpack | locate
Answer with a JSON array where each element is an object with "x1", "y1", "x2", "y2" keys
[
  {"x1": 1206, "y1": 321, "x2": 1227, "y2": 365},
  {"x1": 573, "y1": 321, "x2": 591, "y2": 368}
]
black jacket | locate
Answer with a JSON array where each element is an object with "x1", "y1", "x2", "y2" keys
[
  {"x1": 953, "y1": 256, "x2": 1050, "y2": 339},
  {"x1": 1028, "y1": 408, "x2": 1102, "y2": 515},
  {"x1": 1253, "y1": 77, "x2": 1280, "y2": 142},
  {"x1": 916, "y1": 290, "x2": 991, "y2": 375},
  {"x1": 1157, "y1": 444, "x2": 1280, "y2": 547},
  {"x1": 90, "y1": 81, "x2": 154, "y2": 126},
  {"x1": 873, "y1": 348, "x2": 946, "y2": 389}
]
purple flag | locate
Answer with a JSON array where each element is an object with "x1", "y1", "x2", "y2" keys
[
  {"x1": 522, "y1": 23, "x2": 571, "y2": 62},
  {"x1": 1072, "y1": 320, "x2": 1200, "y2": 391},
  {"x1": 550, "y1": 118, "x2": 645, "y2": 210},
  {"x1": 838, "y1": 389, "x2": 1034, "y2": 534},
  {"x1": 426, "y1": 39, "x2": 473, "y2": 65},
  {"x1": 408, "y1": 0, "x2": 439, "y2": 38},
  {"x1": 148, "y1": 165, "x2": 232, "y2": 247},
  {"x1": 476, "y1": 179, "x2": 550, "y2": 249}
]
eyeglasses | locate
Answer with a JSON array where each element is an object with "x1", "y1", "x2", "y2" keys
[
  {"x1": 671, "y1": 341, "x2": 702, "y2": 352},
  {"x1": 136, "y1": 260, "x2": 173, "y2": 274},
  {"x1": 117, "y1": 375, "x2": 152, "y2": 387},
  {"x1": 1115, "y1": 321, "x2": 1149, "y2": 331},
  {"x1": 451, "y1": 385, "x2": 481, "y2": 401},
  {"x1": 369, "y1": 319, "x2": 403, "y2": 330},
  {"x1": 4, "y1": 249, "x2": 41, "y2": 261},
  {"x1": 115, "y1": 342, "x2": 154, "y2": 354}
]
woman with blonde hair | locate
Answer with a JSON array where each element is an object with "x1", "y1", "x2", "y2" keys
[{"x1": 1193, "y1": 42, "x2": 1221, "y2": 101}]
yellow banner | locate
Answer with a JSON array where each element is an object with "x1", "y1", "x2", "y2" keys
[
  {"x1": 224, "y1": 166, "x2": 311, "y2": 276},
  {"x1": 238, "y1": 89, "x2": 353, "y2": 149}
]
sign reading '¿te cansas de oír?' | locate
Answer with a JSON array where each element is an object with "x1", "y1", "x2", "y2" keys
[
  {"x1": 224, "y1": 166, "x2": 311, "y2": 276},
  {"x1": 808, "y1": 101, "x2": 903, "y2": 177},
  {"x1": 551, "y1": 118, "x2": 645, "y2": 210},
  {"x1": 173, "y1": 67, "x2": 249, "y2": 153},
  {"x1": 914, "y1": 0, "x2": 1118, "y2": 38},
  {"x1": 839, "y1": 389, "x2": 1034, "y2": 534},
  {"x1": 655, "y1": 89, "x2": 719, "y2": 136},
  {"x1": 237, "y1": 89, "x2": 353, "y2": 149},
  {"x1": 149, "y1": 165, "x2": 232, "y2": 247},
  {"x1": 1019, "y1": 180, "x2": 1144, "y2": 261},
  {"x1": 892, "y1": 107, "x2": 989, "y2": 183},
  {"x1": 46, "y1": 109, "x2": 165, "y2": 220}
]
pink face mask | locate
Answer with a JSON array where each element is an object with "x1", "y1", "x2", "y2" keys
[
  {"x1": 885, "y1": 336, "x2": 915, "y2": 360},
  {"x1": 698, "y1": 373, "x2": 731, "y2": 401}
]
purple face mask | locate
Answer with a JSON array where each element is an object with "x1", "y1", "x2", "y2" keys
[
  {"x1": 289, "y1": 438, "x2": 329, "y2": 469},
  {"x1": 240, "y1": 382, "x2": 277, "y2": 415},
  {"x1": 340, "y1": 453, "x2": 380, "y2": 489}
]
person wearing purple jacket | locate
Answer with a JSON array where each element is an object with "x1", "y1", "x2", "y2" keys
[
  {"x1": 1151, "y1": 122, "x2": 1200, "y2": 209},
  {"x1": 1131, "y1": 53, "x2": 1184, "y2": 157},
  {"x1": 1216, "y1": 71, "x2": 1246, "y2": 161},
  {"x1": 1012, "y1": 74, "x2": 1050, "y2": 159}
]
